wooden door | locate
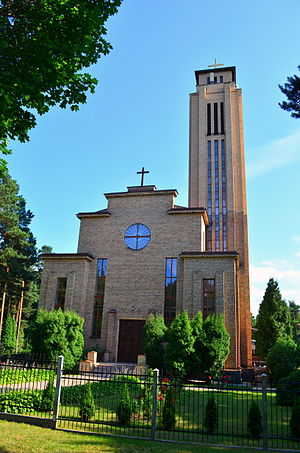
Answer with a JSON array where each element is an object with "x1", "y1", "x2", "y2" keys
[{"x1": 117, "y1": 319, "x2": 145, "y2": 363}]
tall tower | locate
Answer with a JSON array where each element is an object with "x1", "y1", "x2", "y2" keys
[{"x1": 189, "y1": 65, "x2": 251, "y2": 367}]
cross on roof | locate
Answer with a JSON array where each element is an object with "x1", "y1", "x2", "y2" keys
[
  {"x1": 137, "y1": 167, "x2": 149, "y2": 186},
  {"x1": 208, "y1": 58, "x2": 224, "y2": 69}
]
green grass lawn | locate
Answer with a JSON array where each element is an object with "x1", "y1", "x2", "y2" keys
[{"x1": 0, "y1": 420, "x2": 276, "y2": 453}]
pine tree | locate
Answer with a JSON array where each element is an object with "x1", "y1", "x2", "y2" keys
[
  {"x1": 165, "y1": 311, "x2": 194, "y2": 378},
  {"x1": 256, "y1": 278, "x2": 293, "y2": 358},
  {"x1": 279, "y1": 66, "x2": 300, "y2": 118},
  {"x1": 142, "y1": 314, "x2": 167, "y2": 370},
  {"x1": 0, "y1": 173, "x2": 39, "y2": 339}
]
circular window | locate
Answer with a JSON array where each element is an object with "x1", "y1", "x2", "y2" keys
[{"x1": 124, "y1": 223, "x2": 151, "y2": 250}]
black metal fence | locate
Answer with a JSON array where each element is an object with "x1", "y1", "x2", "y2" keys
[{"x1": 0, "y1": 355, "x2": 299, "y2": 451}]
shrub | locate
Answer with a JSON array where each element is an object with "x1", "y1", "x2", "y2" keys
[
  {"x1": 79, "y1": 383, "x2": 95, "y2": 421},
  {"x1": 290, "y1": 397, "x2": 300, "y2": 438},
  {"x1": 27, "y1": 309, "x2": 84, "y2": 370},
  {"x1": 266, "y1": 338, "x2": 300, "y2": 385},
  {"x1": 204, "y1": 395, "x2": 218, "y2": 434},
  {"x1": 166, "y1": 311, "x2": 194, "y2": 379},
  {"x1": 116, "y1": 384, "x2": 132, "y2": 425},
  {"x1": 40, "y1": 378, "x2": 55, "y2": 411},
  {"x1": 276, "y1": 369, "x2": 300, "y2": 406},
  {"x1": 161, "y1": 385, "x2": 176, "y2": 430},
  {"x1": 247, "y1": 401, "x2": 263, "y2": 437},
  {"x1": 142, "y1": 314, "x2": 167, "y2": 370},
  {"x1": 2, "y1": 315, "x2": 17, "y2": 354},
  {"x1": 0, "y1": 390, "x2": 42, "y2": 414}
]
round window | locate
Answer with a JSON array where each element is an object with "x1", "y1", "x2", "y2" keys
[{"x1": 124, "y1": 223, "x2": 151, "y2": 250}]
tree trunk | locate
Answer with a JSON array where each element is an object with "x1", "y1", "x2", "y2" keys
[{"x1": 15, "y1": 280, "x2": 25, "y2": 353}]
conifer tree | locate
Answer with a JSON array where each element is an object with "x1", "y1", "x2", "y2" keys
[
  {"x1": 247, "y1": 401, "x2": 263, "y2": 437},
  {"x1": 256, "y1": 278, "x2": 292, "y2": 358},
  {"x1": 142, "y1": 314, "x2": 167, "y2": 370},
  {"x1": 165, "y1": 311, "x2": 194, "y2": 378},
  {"x1": 204, "y1": 395, "x2": 218, "y2": 434},
  {"x1": 2, "y1": 314, "x2": 16, "y2": 353}
]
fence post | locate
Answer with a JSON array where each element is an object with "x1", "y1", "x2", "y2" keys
[
  {"x1": 151, "y1": 368, "x2": 159, "y2": 441},
  {"x1": 53, "y1": 355, "x2": 64, "y2": 428},
  {"x1": 261, "y1": 374, "x2": 268, "y2": 450}
]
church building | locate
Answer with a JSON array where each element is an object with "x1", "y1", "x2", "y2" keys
[{"x1": 39, "y1": 64, "x2": 252, "y2": 369}]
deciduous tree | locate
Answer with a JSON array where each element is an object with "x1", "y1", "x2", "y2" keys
[{"x1": 0, "y1": 0, "x2": 122, "y2": 172}]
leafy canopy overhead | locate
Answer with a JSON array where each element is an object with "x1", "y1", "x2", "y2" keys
[
  {"x1": 0, "y1": 0, "x2": 122, "y2": 171},
  {"x1": 279, "y1": 66, "x2": 300, "y2": 118}
]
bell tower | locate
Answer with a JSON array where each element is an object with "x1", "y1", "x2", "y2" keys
[{"x1": 189, "y1": 64, "x2": 252, "y2": 367}]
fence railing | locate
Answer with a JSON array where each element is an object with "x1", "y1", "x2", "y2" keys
[{"x1": 0, "y1": 355, "x2": 299, "y2": 451}]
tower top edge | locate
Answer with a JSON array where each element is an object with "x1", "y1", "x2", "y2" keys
[{"x1": 194, "y1": 66, "x2": 236, "y2": 84}]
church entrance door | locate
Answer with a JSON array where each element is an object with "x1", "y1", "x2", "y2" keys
[{"x1": 117, "y1": 319, "x2": 145, "y2": 363}]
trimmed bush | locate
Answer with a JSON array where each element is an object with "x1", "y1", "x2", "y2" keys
[
  {"x1": 204, "y1": 395, "x2": 218, "y2": 434},
  {"x1": 79, "y1": 383, "x2": 95, "y2": 421},
  {"x1": 161, "y1": 386, "x2": 176, "y2": 430},
  {"x1": 0, "y1": 390, "x2": 42, "y2": 414},
  {"x1": 247, "y1": 401, "x2": 263, "y2": 437},
  {"x1": 40, "y1": 378, "x2": 55, "y2": 411},
  {"x1": 276, "y1": 369, "x2": 300, "y2": 406},
  {"x1": 142, "y1": 314, "x2": 167, "y2": 370},
  {"x1": 290, "y1": 397, "x2": 300, "y2": 438},
  {"x1": 116, "y1": 384, "x2": 132, "y2": 425}
]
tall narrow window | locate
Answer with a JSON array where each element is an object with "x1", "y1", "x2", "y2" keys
[
  {"x1": 214, "y1": 103, "x2": 218, "y2": 135},
  {"x1": 55, "y1": 278, "x2": 67, "y2": 310},
  {"x1": 207, "y1": 104, "x2": 211, "y2": 135},
  {"x1": 91, "y1": 259, "x2": 107, "y2": 338},
  {"x1": 207, "y1": 141, "x2": 212, "y2": 251},
  {"x1": 221, "y1": 139, "x2": 227, "y2": 250},
  {"x1": 214, "y1": 140, "x2": 220, "y2": 251},
  {"x1": 220, "y1": 102, "x2": 225, "y2": 134},
  {"x1": 203, "y1": 279, "x2": 215, "y2": 318},
  {"x1": 164, "y1": 258, "x2": 177, "y2": 326}
]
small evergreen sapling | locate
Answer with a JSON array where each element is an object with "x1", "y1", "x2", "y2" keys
[
  {"x1": 161, "y1": 385, "x2": 176, "y2": 430},
  {"x1": 41, "y1": 378, "x2": 55, "y2": 411},
  {"x1": 204, "y1": 395, "x2": 218, "y2": 434},
  {"x1": 290, "y1": 397, "x2": 300, "y2": 438},
  {"x1": 79, "y1": 382, "x2": 95, "y2": 421},
  {"x1": 247, "y1": 401, "x2": 263, "y2": 437},
  {"x1": 116, "y1": 384, "x2": 132, "y2": 425}
]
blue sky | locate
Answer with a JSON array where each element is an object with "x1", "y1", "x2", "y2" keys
[{"x1": 6, "y1": 0, "x2": 300, "y2": 314}]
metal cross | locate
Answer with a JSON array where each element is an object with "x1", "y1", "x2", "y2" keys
[
  {"x1": 208, "y1": 58, "x2": 224, "y2": 69},
  {"x1": 137, "y1": 167, "x2": 149, "y2": 186}
]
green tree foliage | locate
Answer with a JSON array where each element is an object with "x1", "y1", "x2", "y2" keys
[
  {"x1": 247, "y1": 401, "x2": 263, "y2": 437},
  {"x1": 0, "y1": 0, "x2": 122, "y2": 171},
  {"x1": 165, "y1": 311, "x2": 194, "y2": 378},
  {"x1": 27, "y1": 309, "x2": 84, "y2": 369},
  {"x1": 290, "y1": 398, "x2": 300, "y2": 438},
  {"x1": 116, "y1": 384, "x2": 132, "y2": 425},
  {"x1": 195, "y1": 314, "x2": 230, "y2": 378},
  {"x1": 161, "y1": 385, "x2": 176, "y2": 430},
  {"x1": 255, "y1": 278, "x2": 293, "y2": 359},
  {"x1": 79, "y1": 382, "x2": 95, "y2": 421},
  {"x1": 142, "y1": 314, "x2": 167, "y2": 370},
  {"x1": 40, "y1": 378, "x2": 55, "y2": 411},
  {"x1": 279, "y1": 66, "x2": 300, "y2": 119},
  {"x1": 276, "y1": 369, "x2": 300, "y2": 406},
  {"x1": 0, "y1": 173, "x2": 41, "y2": 339},
  {"x1": 204, "y1": 395, "x2": 218, "y2": 434},
  {"x1": 289, "y1": 301, "x2": 300, "y2": 346},
  {"x1": 1, "y1": 314, "x2": 16, "y2": 353},
  {"x1": 266, "y1": 338, "x2": 300, "y2": 385}
]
